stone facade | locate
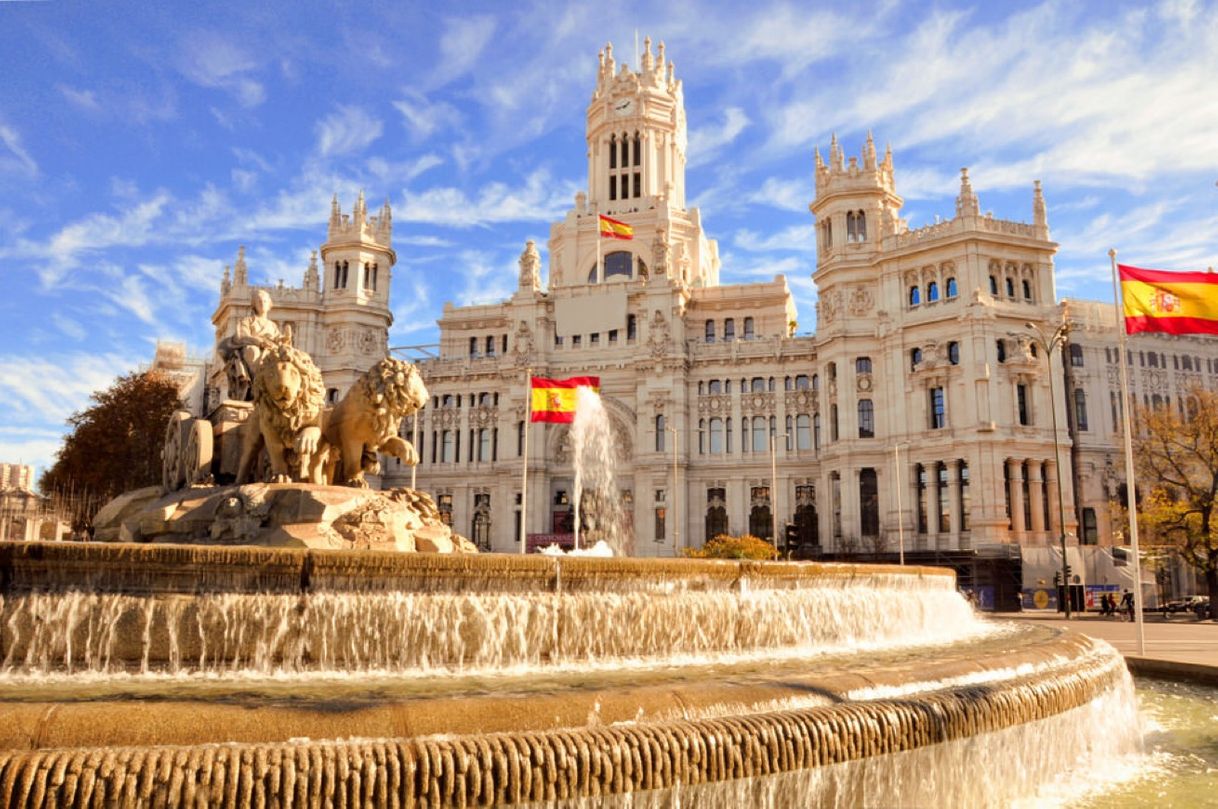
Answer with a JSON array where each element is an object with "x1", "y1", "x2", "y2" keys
[{"x1": 384, "y1": 40, "x2": 1086, "y2": 558}]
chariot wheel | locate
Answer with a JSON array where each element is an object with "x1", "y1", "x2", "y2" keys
[
  {"x1": 161, "y1": 410, "x2": 191, "y2": 492},
  {"x1": 183, "y1": 418, "x2": 214, "y2": 486}
]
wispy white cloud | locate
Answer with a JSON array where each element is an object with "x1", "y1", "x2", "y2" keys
[
  {"x1": 315, "y1": 105, "x2": 384, "y2": 157},
  {"x1": 432, "y1": 15, "x2": 497, "y2": 87},
  {"x1": 688, "y1": 107, "x2": 749, "y2": 167},
  {"x1": 733, "y1": 225, "x2": 815, "y2": 252},
  {"x1": 177, "y1": 32, "x2": 265, "y2": 107},
  {"x1": 450, "y1": 249, "x2": 515, "y2": 307},
  {"x1": 393, "y1": 93, "x2": 463, "y2": 140},
  {"x1": 56, "y1": 84, "x2": 102, "y2": 113},
  {"x1": 399, "y1": 169, "x2": 577, "y2": 227},
  {"x1": 0, "y1": 121, "x2": 38, "y2": 176},
  {"x1": 747, "y1": 177, "x2": 809, "y2": 212}
]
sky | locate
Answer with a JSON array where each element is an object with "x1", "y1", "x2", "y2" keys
[{"x1": 1, "y1": 0, "x2": 1216, "y2": 481}]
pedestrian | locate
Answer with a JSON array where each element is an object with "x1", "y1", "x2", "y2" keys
[
  {"x1": 1099, "y1": 593, "x2": 1110, "y2": 617},
  {"x1": 1120, "y1": 590, "x2": 1135, "y2": 621}
]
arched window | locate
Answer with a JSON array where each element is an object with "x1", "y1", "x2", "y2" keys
[
  {"x1": 709, "y1": 418, "x2": 724, "y2": 454},
  {"x1": 1022, "y1": 279, "x2": 1033, "y2": 301},
  {"x1": 705, "y1": 319, "x2": 715, "y2": 343},
  {"x1": 724, "y1": 318, "x2": 736, "y2": 342},
  {"x1": 846, "y1": 211, "x2": 856, "y2": 242},
  {"x1": 795, "y1": 374, "x2": 809, "y2": 390},
  {"x1": 708, "y1": 379, "x2": 722, "y2": 394},
  {"x1": 743, "y1": 317, "x2": 755, "y2": 340},
  {"x1": 605, "y1": 250, "x2": 632, "y2": 281},
  {"x1": 948, "y1": 341, "x2": 960, "y2": 365},
  {"x1": 751, "y1": 377, "x2": 766, "y2": 392},
  {"x1": 927, "y1": 281, "x2": 939, "y2": 302},
  {"x1": 946, "y1": 277, "x2": 958, "y2": 298},
  {"x1": 996, "y1": 340, "x2": 1007, "y2": 363},
  {"x1": 858, "y1": 399, "x2": 874, "y2": 438},
  {"x1": 910, "y1": 286, "x2": 921, "y2": 306},
  {"x1": 855, "y1": 210, "x2": 866, "y2": 241},
  {"x1": 910, "y1": 347, "x2": 922, "y2": 370},
  {"x1": 1005, "y1": 277, "x2": 1015, "y2": 298},
  {"x1": 1074, "y1": 389, "x2": 1088, "y2": 431},
  {"x1": 705, "y1": 487, "x2": 729, "y2": 541},
  {"x1": 609, "y1": 133, "x2": 618, "y2": 169},
  {"x1": 989, "y1": 275, "x2": 999, "y2": 295}
]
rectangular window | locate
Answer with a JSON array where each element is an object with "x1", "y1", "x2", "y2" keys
[
  {"x1": 654, "y1": 507, "x2": 666, "y2": 542},
  {"x1": 830, "y1": 404, "x2": 839, "y2": 441},
  {"x1": 917, "y1": 464, "x2": 928, "y2": 534},
  {"x1": 442, "y1": 430, "x2": 454, "y2": 463},
  {"x1": 797, "y1": 415, "x2": 811, "y2": 450},
  {"x1": 930, "y1": 388, "x2": 945, "y2": 429},
  {"x1": 633, "y1": 172, "x2": 641, "y2": 197},
  {"x1": 479, "y1": 429, "x2": 492, "y2": 462},
  {"x1": 572, "y1": 335, "x2": 581, "y2": 347},
  {"x1": 959, "y1": 462, "x2": 970, "y2": 532},
  {"x1": 937, "y1": 463, "x2": 949, "y2": 534},
  {"x1": 609, "y1": 175, "x2": 617, "y2": 201},
  {"x1": 590, "y1": 332, "x2": 600, "y2": 345},
  {"x1": 1017, "y1": 384, "x2": 1029, "y2": 426},
  {"x1": 627, "y1": 315, "x2": 637, "y2": 342},
  {"x1": 469, "y1": 337, "x2": 478, "y2": 357},
  {"x1": 608, "y1": 329, "x2": 618, "y2": 343}
]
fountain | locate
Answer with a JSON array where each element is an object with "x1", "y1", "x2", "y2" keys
[
  {"x1": 0, "y1": 539, "x2": 1139, "y2": 806},
  {"x1": 568, "y1": 386, "x2": 629, "y2": 555},
  {"x1": 0, "y1": 322, "x2": 1143, "y2": 806}
]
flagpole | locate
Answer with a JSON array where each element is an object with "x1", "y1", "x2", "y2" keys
[
  {"x1": 410, "y1": 411, "x2": 419, "y2": 490},
  {"x1": 1110, "y1": 248, "x2": 1146, "y2": 656},
  {"x1": 520, "y1": 368, "x2": 531, "y2": 555}
]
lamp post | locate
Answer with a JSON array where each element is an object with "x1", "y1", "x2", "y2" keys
[
  {"x1": 665, "y1": 424, "x2": 680, "y2": 552},
  {"x1": 1023, "y1": 317, "x2": 1074, "y2": 619}
]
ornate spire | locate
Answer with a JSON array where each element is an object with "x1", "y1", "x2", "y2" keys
[
  {"x1": 221, "y1": 264, "x2": 232, "y2": 295},
  {"x1": 955, "y1": 168, "x2": 979, "y2": 218},
  {"x1": 304, "y1": 250, "x2": 319, "y2": 292},
  {"x1": 642, "y1": 36, "x2": 653, "y2": 71},
  {"x1": 1032, "y1": 180, "x2": 1047, "y2": 230},
  {"x1": 518, "y1": 239, "x2": 541, "y2": 292},
  {"x1": 883, "y1": 142, "x2": 893, "y2": 172},
  {"x1": 814, "y1": 146, "x2": 825, "y2": 171},
  {"x1": 829, "y1": 133, "x2": 843, "y2": 170},
  {"x1": 354, "y1": 190, "x2": 367, "y2": 225},
  {"x1": 233, "y1": 245, "x2": 248, "y2": 286},
  {"x1": 863, "y1": 130, "x2": 877, "y2": 170}
]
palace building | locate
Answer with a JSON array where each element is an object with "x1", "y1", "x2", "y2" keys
[{"x1": 188, "y1": 41, "x2": 1217, "y2": 598}]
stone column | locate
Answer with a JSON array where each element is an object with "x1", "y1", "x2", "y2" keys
[
  {"x1": 1007, "y1": 458, "x2": 1026, "y2": 540},
  {"x1": 946, "y1": 461, "x2": 960, "y2": 549},
  {"x1": 1045, "y1": 459, "x2": 1062, "y2": 539},
  {"x1": 1027, "y1": 461, "x2": 1046, "y2": 540}
]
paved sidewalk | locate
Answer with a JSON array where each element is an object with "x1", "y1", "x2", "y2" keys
[{"x1": 1000, "y1": 612, "x2": 1218, "y2": 682}]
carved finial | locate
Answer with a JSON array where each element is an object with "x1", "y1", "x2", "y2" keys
[
  {"x1": 643, "y1": 36, "x2": 653, "y2": 71},
  {"x1": 234, "y1": 245, "x2": 248, "y2": 286},
  {"x1": 814, "y1": 146, "x2": 824, "y2": 170},
  {"x1": 666, "y1": 60, "x2": 675, "y2": 86},
  {"x1": 304, "y1": 250, "x2": 319, "y2": 292},
  {"x1": 863, "y1": 130, "x2": 877, "y2": 170},
  {"x1": 221, "y1": 264, "x2": 232, "y2": 295},
  {"x1": 605, "y1": 42, "x2": 615, "y2": 75},
  {"x1": 829, "y1": 133, "x2": 843, "y2": 170},
  {"x1": 956, "y1": 168, "x2": 979, "y2": 217},
  {"x1": 883, "y1": 142, "x2": 893, "y2": 171},
  {"x1": 518, "y1": 239, "x2": 541, "y2": 292},
  {"x1": 657, "y1": 40, "x2": 665, "y2": 67},
  {"x1": 1032, "y1": 179, "x2": 1047, "y2": 230}
]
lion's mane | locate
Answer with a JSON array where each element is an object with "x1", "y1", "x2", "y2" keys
[
  {"x1": 354, "y1": 357, "x2": 427, "y2": 440},
  {"x1": 251, "y1": 342, "x2": 326, "y2": 438}
]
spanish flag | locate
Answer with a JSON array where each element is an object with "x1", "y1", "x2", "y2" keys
[
  {"x1": 598, "y1": 214, "x2": 633, "y2": 241},
  {"x1": 530, "y1": 376, "x2": 601, "y2": 423},
  {"x1": 1119, "y1": 265, "x2": 1218, "y2": 335}
]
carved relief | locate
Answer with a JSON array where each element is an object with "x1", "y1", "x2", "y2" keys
[
  {"x1": 820, "y1": 290, "x2": 841, "y2": 325},
  {"x1": 326, "y1": 327, "x2": 344, "y2": 353},
  {"x1": 358, "y1": 329, "x2": 377, "y2": 354},
  {"x1": 647, "y1": 309, "x2": 670, "y2": 359},
  {"x1": 847, "y1": 285, "x2": 874, "y2": 317}
]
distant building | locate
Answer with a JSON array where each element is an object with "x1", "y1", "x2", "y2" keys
[{"x1": 0, "y1": 462, "x2": 60, "y2": 541}]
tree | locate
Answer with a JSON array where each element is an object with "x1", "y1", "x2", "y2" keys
[
  {"x1": 684, "y1": 533, "x2": 778, "y2": 561},
  {"x1": 1133, "y1": 387, "x2": 1218, "y2": 620},
  {"x1": 40, "y1": 370, "x2": 183, "y2": 528}
]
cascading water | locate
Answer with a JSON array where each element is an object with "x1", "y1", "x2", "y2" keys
[{"x1": 569, "y1": 386, "x2": 629, "y2": 554}]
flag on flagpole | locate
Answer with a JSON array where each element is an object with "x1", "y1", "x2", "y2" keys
[
  {"x1": 1118, "y1": 264, "x2": 1218, "y2": 335},
  {"x1": 598, "y1": 214, "x2": 634, "y2": 240},
  {"x1": 530, "y1": 376, "x2": 601, "y2": 423}
]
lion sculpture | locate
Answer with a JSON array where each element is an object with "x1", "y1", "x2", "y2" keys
[
  {"x1": 236, "y1": 339, "x2": 327, "y2": 484},
  {"x1": 323, "y1": 357, "x2": 428, "y2": 487}
]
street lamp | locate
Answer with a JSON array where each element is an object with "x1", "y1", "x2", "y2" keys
[{"x1": 1023, "y1": 317, "x2": 1074, "y2": 619}]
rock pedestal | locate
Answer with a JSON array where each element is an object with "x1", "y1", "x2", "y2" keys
[{"x1": 92, "y1": 483, "x2": 477, "y2": 553}]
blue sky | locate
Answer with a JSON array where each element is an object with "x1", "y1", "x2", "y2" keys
[{"x1": 1, "y1": 0, "x2": 1216, "y2": 479}]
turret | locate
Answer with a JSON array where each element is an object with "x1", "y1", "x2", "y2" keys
[
  {"x1": 1032, "y1": 180, "x2": 1048, "y2": 233},
  {"x1": 955, "y1": 168, "x2": 980, "y2": 218},
  {"x1": 233, "y1": 245, "x2": 248, "y2": 286},
  {"x1": 303, "y1": 250, "x2": 319, "y2": 292},
  {"x1": 320, "y1": 192, "x2": 396, "y2": 301},
  {"x1": 811, "y1": 134, "x2": 903, "y2": 259}
]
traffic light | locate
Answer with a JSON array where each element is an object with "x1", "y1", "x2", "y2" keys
[
  {"x1": 1063, "y1": 565, "x2": 1072, "y2": 581},
  {"x1": 784, "y1": 524, "x2": 798, "y2": 551},
  {"x1": 1053, "y1": 571, "x2": 1062, "y2": 587}
]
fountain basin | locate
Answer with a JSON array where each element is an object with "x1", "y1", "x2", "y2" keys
[{"x1": 0, "y1": 542, "x2": 1136, "y2": 807}]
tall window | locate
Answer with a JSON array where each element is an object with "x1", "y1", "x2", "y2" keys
[
  {"x1": 656, "y1": 414, "x2": 666, "y2": 451},
  {"x1": 796, "y1": 414, "x2": 811, "y2": 450},
  {"x1": 929, "y1": 387, "x2": 945, "y2": 429},
  {"x1": 472, "y1": 493, "x2": 491, "y2": 551},
  {"x1": 441, "y1": 430, "x2": 454, "y2": 463},
  {"x1": 989, "y1": 275, "x2": 998, "y2": 295},
  {"x1": 485, "y1": 335, "x2": 495, "y2": 356},
  {"x1": 856, "y1": 356, "x2": 872, "y2": 374},
  {"x1": 830, "y1": 404, "x2": 839, "y2": 442},
  {"x1": 705, "y1": 319, "x2": 715, "y2": 343},
  {"x1": 743, "y1": 317, "x2": 755, "y2": 339},
  {"x1": 1074, "y1": 389, "x2": 1089, "y2": 431},
  {"x1": 948, "y1": 341, "x2": 960, "y2": 365},
  {"x1": 478, "y1": 428, "x2": 492, "y2": 462},
  {"x1": 910, "y1": 286, "x2": 921, "y2": 306},
  {"x1": 749, "y1": 486, "x2": 772, "y2": 540},
  {"x1": 1005, "y1": 277, "x2": 1016, "y2": 298},
  {"x1": 437, "y1": 493, "x2": 453, "y2": 526},
  {"x1": 1022, "y1": 279, "x2": 1033, "y2": 301},
  {"x1": 1017, "y1": 384, "x2": 1030, "y2": 426},
  {"x1": 858, "y1": 399, "x2": 874, "y2": 438},
  {"x1": 859, "y1": 469, "x2": 879, "y2": 537},
  {"x1": 996, "y1": 340, "x2": 1007, "y2": 363},
  {"x1": 946, "y1": 277, "x2": 958, "y2": 298},
  {"x1": 813, "y1": 413, "x2": 821, "y2": 450},
  {"x1": 724, "y1": 318, "x2": 736, "y2": 342},
  {"x1": 927, "y1": 281, "x2": 939, "y2": 302},
  {"x1": 752, "y1": 417, "x2": 767, "y2": 452},
  {"x1": 627, "y1": 314, "x2": 637, "y2": 342},
  {"x1": 936, "y1": 462, "x2": 949, "y2": 534},
  {"x1": 846, "y1": 210, "x2": 867, "y2": 242},
  {"x1": 705, "y1": 487, "x2": 728, "y2": 540},
  {"x1": 911, "y1": 347, "x2": 922, "y2": 371},
  {"x1": 709, "y1": 418, "x2": 724, "y2": 454},
  {"x1": 1081, "y1": 508, "x2": 1098, "y2": 544},
  {"x1": 1069, "y1": 344, "x2": 1084, "y2": 367},
  {"x1": 916, "y1": 464, "x2": 928, "y2": 533},
  {"x1": 959, "y1": 461, "x2": 970, "y2": 532}
]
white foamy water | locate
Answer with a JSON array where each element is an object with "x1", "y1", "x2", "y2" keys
[
  {"x1": 0, "y1": 581, "x2": 989, "y2": 679},
  {"x1": 570, "y1": 386, "x2": 629, "y2": 554}
]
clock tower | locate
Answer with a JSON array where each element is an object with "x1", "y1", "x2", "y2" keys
[{"x1": 546, "y1": 38, "x2": 719, "y2": 289}]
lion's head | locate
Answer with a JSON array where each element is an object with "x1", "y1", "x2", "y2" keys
[
  {"x1": 357, "y1": 357, "x2": 429, "y2": 438},
  {"x1": 252, "y1": 341, "x2": 325, "y2": 437}
]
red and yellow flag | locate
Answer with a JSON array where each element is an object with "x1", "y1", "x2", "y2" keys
[
  {"x1": 530, "y1": 376, "x2": 601, "y2": 423},
  {"x1": 1119, "y1": 265, "x2": 1218, "y2": 335},
  {"x1": 598, "y1": 214, "x2": 633, "y2": 241}
]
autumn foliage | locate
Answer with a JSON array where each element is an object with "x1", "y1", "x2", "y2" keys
[
  {"x1": 40, "y1": 371, "x2": 183, "y2": 517},
  {"x1": 684, "y1": 533, "x2": 779, "y2": 561}
]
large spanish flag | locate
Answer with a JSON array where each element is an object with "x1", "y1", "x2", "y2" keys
[
  {"x1": 1119, "y1": 265, "x2": 1218, "y2": 335},
  {"x1": 598, "y1": 214, "x2": 633, "y2": 240},
  {"x1": 530, "y1": 376, "x2": 601, "y2": 423}
]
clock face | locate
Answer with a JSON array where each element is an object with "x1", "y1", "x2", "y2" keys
[{"x1": 613, "y1": 98, "x2": 634, "y2": 116}]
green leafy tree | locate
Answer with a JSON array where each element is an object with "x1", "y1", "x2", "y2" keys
[
  {"x1": 684, "y1": 533, "x2": 778, "y2": 561},
  {"x1": 40, "y1": 371, "x2": 182, "y2": 527},
  {"x1": 1134, "y1": 388, "x2": 1218, "y2": 619}
]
